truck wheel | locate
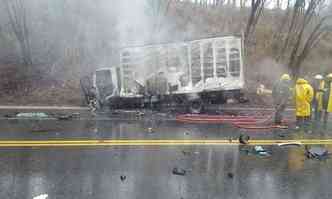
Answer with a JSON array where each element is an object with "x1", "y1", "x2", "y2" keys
[
  {"x1": 189, "y1": 100, "x2": 204, "y2": 114},
  {"x1": 235, "y1": 92, "x2": 249, "y2": 103}
]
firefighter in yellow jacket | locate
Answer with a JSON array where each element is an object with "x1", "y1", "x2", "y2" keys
[
  {"x1": 323, "y1": 74, "x2": 332, "y2": 127},
  {"x1": 295, "y1": 78, "x2": 314, "y2": 129}
]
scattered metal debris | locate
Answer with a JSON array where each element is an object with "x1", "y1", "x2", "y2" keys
[
  {"x1": 148, "y1": 127, "x2": 154, "y2": 133},
  {"x1": 306, "y1": 146, "x2": 329, "y2": 160},
  {"x1": 227, "y1": 172, "x2": 234, "y2": 179},
  {"x1": 278, "y1": 142, "x2": 302, "y2": 147},
  {"x1": 182, "y1": 150, "x2": 191, "y2": 156},
  {"x1": 254, "y1": 146, "x2": 264, "y2": 152},
  {"x1": 3, "y1": 114, "x2": 13, "y2": 118},
  {"x1": 172, "y1": 167, "x2": 186, "y2": 176},
  {"x1": 33, "y1": 194, "x2": 48, "y2": 199},
  {"x1": 120, "y1": 175, "x2": 126, "y2": 181},
  {"x1": 136, "y1": 111, "x2": 145, "y2": 117},
  {"x1": 239, "y1": 134, "x2": 250, "y2": 144},
  {"x1": 240, "y1": 145, "x2": 271, "y2": 157},
  {"x1": 254, "y1": 146, "x2": 270, "y2": 156},
  {"x1": 57, "y1": 115, "x2": 73, "y2": 120}
]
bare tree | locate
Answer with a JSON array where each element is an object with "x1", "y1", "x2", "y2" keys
[
  {"x1": 212, "y1": 0, "x2": 226, "y2": 7},
  {"x1": 289, "y1": 15, "x2": 332, "y2": 76},
  {"x1": 3, "y1": 0, "x2": 32, "y2": 70},
  {"x1": 244, "y1": 0, "x2": 267, "y2": 44},
  {"x1": 227, "y1": 0, "x2": 236, "y2": 6},
  {"x1": 278, "y1": 0, "x2": 306, "y2": 60},
  {"x1": 240, "y1": 0, "x2": 248, "y2": 8},
  {"x1": 272, "y1": 0, "x2": 292, "y2": 47},
  {"x1": 274, "y1": 0, "x2": 331, "y2": 76},
  {"x1": 145, "y1": 0, "x2": 173, "y2": 42},
  {"x1": 276, "y1": 0, "x2": 283, "y2": 9}
]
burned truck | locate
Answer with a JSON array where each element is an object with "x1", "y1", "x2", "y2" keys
[{"x1": 91, "y1": 36, "x2": 245, "y2": 112}]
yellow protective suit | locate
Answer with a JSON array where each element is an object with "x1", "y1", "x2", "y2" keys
[
  {"x1": 327, "y1": 81, "x2": 332, "y2": 113},
  {"x1": 316, "y1": 80, "x2": 325, "y2": 112},
  {"x1": 295, "y1": 79, "x2": 314, "y2": 117}
]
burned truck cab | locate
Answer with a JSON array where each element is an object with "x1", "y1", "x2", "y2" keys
[{"x1": 93, "y1": 68, "x2": 121, "y2": 108}]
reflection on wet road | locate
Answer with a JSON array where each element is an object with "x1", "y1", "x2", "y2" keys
[
  {"x1": 2, "y1": 146, "x2": 332, "y2": 199},
  {"x1": 0, "y1": 116, "x2": 331, "y2": 140},
  {"x1": 0, "y1": 111, "x2": 331, "y2": 199}
]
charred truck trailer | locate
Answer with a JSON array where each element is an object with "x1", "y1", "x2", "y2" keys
[{"x1": 93, "y1": 36, "x2": 245, "y2": 113}]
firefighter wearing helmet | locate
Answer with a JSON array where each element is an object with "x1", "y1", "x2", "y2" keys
[
  {"x1": 294, "y1": 78, "x2": 314, "y2": 130},
  {"x1": 272, "y1": 74, "x2": 292, "y2": 125}
]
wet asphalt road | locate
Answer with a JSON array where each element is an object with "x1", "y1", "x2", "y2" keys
[{"x1": 0, "y1": 110, "x2": 332, "y2": 199}]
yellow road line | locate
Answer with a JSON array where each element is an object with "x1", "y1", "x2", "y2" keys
[{"x1": 0, "y1": 139, "x2": 330, "y2": 147}]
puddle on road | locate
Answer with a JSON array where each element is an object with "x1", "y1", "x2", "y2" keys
[
  {"x1": 0, "y1": 144, "x2": 331, "y2": 199},
  {"x1": 0, "y1": 113, "x2": 330, "y2": 140}
]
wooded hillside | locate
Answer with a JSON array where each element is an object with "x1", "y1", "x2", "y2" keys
[{"x1": 0, "y1": 0, "x2": 331, "y2": 105}]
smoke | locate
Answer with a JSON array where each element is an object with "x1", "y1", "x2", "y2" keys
[
  {"x1": 114, "y1": 0, "x2": 201, "y2": 47},
  {"x1": 114, "y1": 0, "x2": 151, "y2": 46},
  {"x1": 113, "y1": 0, "x2": 175, "y2": 47},
  {"x1": 249, "y1": 58, "x2": 290, "y2": 87}
]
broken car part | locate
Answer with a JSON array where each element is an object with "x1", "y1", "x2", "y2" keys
[
  {"x1": 278, "y1": 142, "x2": 302, "y2": 147},
  {"x1": 254, "y1": 146, "x2": 270, "y2": 156},
  {"x1": 172, "y1": 167, "x2": 186, "y2": 176},
  {"x1": 120, "y1": 175, "x2": 126, "y2": 181},
  {"x1": 239, "y1": 134, "x2": 250, "y2": 144},
  {"x1": 306, "y1": 147, "x2": 329, "y2": 160}
]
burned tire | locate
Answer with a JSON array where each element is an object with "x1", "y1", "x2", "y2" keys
[
  {"x1": 235, "y1": 92, "x2": 249, "y2": 103},
  {"x1": 189, "y1": 99, "x2": 204, "y2": 114}
]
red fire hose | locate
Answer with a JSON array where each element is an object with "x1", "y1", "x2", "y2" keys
[
  {"x1": 176, "y1": 114, "x2": 288, "y2": 130},
  {"x1": 232, "y1": 123, "x2": 288, "y2": 130},
  {"x1": 176, "y1": 114, "x2": 265, "y2": 123}
]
